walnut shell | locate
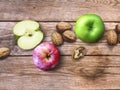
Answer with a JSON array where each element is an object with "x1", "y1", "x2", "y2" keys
[
  {"x1": 118, "y1": 34, "x2": 120, "y2": 42},
  {"x1": 72, "y1": 46, "x2": 86, "y2": 60},
  {"x1": 63, "y1": 30, "x2": 76, "y2": 42},
  {"x1": 106, "y1": 30, "x2": 118, "y2": 45},
  {"x1": 0, "y1": 47, "x2": 10, "y2": 59},
  {"x1": 115, "y1": 24, "x2": 120, "y2": 34},
  {"x1": 56, "y1": 22, "x2": 72, "y2": 33},
  {"x1": 51, "y1": 31, "x2": 63, "y2": 46}
]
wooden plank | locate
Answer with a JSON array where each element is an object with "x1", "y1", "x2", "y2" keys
[
  {"x1": 0, "y1": 22, "x2": 119, "y2": 56},
  {"x1": 10, "y1": 43, "x2": 120, "y2": 56},
  {"x1": 1, "y1": 74, "x2": 120, "y2": 90},
  {"x1": 0, "y1": 0, "x2": 120, "y2": 21},
  {"x1": 0, "y1": 56, "x2": 120, "y2": 89},
  {"x1": 0, "y1": 22, "x2": 117, "y2": 37}
]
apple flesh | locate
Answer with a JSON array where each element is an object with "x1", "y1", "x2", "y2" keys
[
  {"x1": 32, "y1": 42, "x2": 60, "y2": 70},
  {"x1": 75, "y1": 14, "x2": 105, "y2": 43},
  {"x1": 13, "y1": 20, "x2": 43, "y2": 50}
]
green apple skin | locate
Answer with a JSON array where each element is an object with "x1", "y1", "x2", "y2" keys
[
  {"x1": 13, "y1": 20, "x2": 44, "y2": 50},
  {"x1": 75, "y1": 14, "x2": 105, "y2": 43}
]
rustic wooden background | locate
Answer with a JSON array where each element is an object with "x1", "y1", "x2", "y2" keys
[{"x1": 0, "y1": 0, "x2": 120, "y2": 89}]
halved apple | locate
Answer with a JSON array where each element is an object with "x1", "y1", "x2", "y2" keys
[{"x1": 13, "y1": 20, "x2": 44, "y2": 50}]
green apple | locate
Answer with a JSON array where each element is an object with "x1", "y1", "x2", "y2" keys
[
  {"x1": 13, "y1": 20, "x2": 43, "y2": 50},
  {"x1": 75, "y1": 14, "x2": 105, "y2": 43}
]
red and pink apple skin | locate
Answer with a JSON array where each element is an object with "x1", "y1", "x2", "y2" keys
[{"x1": 32, "y1": 42, "x2": 60, "y2": 70}]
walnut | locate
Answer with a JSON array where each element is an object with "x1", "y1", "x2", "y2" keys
[
  {"x1": 56, "y1": 22, "x2": 72, "y2": 33},
  {"x1": 0, "y1": 47, "x2": 10, "y2": 59},
  {"x1": 106, "y1": 30, "x2": 118, "y2": 45},
  {"x1": 118, "y1": 34, "x2": 120, "y2": 42},
  {"x1": 115, "y1": 24, "x2": 120, "y2": 34},
  {"x1": 51, "y1": 31, "x2": 63, "y2": 46},
  {"x1": 72, "y1": 47, "x2": 86, "y2": 60},
  {"x1": 62, "y1": 30, "x2": 76, "y2": 42}
]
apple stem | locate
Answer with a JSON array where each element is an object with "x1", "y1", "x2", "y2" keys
[{"x1": 88, "y1": 26, "x2": 92, "y2": 30}]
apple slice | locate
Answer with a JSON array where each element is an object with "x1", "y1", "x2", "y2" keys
[
  {"x1": 18, "y1": 31, "x2": 43, "y2": 50},
  {"x1": 13, "y1": 20, "x2": 39, "y2": 36},
  {"x1": 13, "y1": 20, "x2": 44, "y2": 50}
]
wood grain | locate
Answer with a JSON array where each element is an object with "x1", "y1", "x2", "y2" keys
[
  {"x1": 0, "y1": 0, "x2": 120, "y2": 21},
  {"x1": 0, "y1": 56, "x2": 120, "y2": 90},
  {"x1": 0, "y1": 0, "x2": 120, "y2": 89},
  {"x1": 10, "y1": 43, "x2": 120, "y2": 56}
]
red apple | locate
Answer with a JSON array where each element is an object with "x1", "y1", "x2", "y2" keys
[{"x1": 32, "y1": 42, "x2": 60, "y2": 70}]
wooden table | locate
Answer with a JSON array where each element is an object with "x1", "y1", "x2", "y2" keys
[{"x1": 0, "y1": 0, "x2": 120, "y2": 89}]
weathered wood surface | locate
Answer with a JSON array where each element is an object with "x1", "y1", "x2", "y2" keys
[
  {"x1": 0, "y1": 0, "x2": 120, "y2": 21},
  {"x1": 0, "y1": 56, "x2": 120, "y2": 90},
  {"x1": 0, "y1": 0, "x2": 120, "y2": 89}
]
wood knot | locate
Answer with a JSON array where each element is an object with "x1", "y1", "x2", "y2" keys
[{"x1": 73, "y1": 50, "x2": 110, "y2": 80}]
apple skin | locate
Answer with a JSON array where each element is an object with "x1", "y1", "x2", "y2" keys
[
  {"x1": 75, "y1": 14, "x2": 105, "y2": 43},
  {"x1": 32, "y1": 42, "x2": 60, "y2": 70}
]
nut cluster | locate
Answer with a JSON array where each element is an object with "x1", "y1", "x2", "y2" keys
[{"x1": 51, "y1": 22, "x2": 76, "y2": 46}]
